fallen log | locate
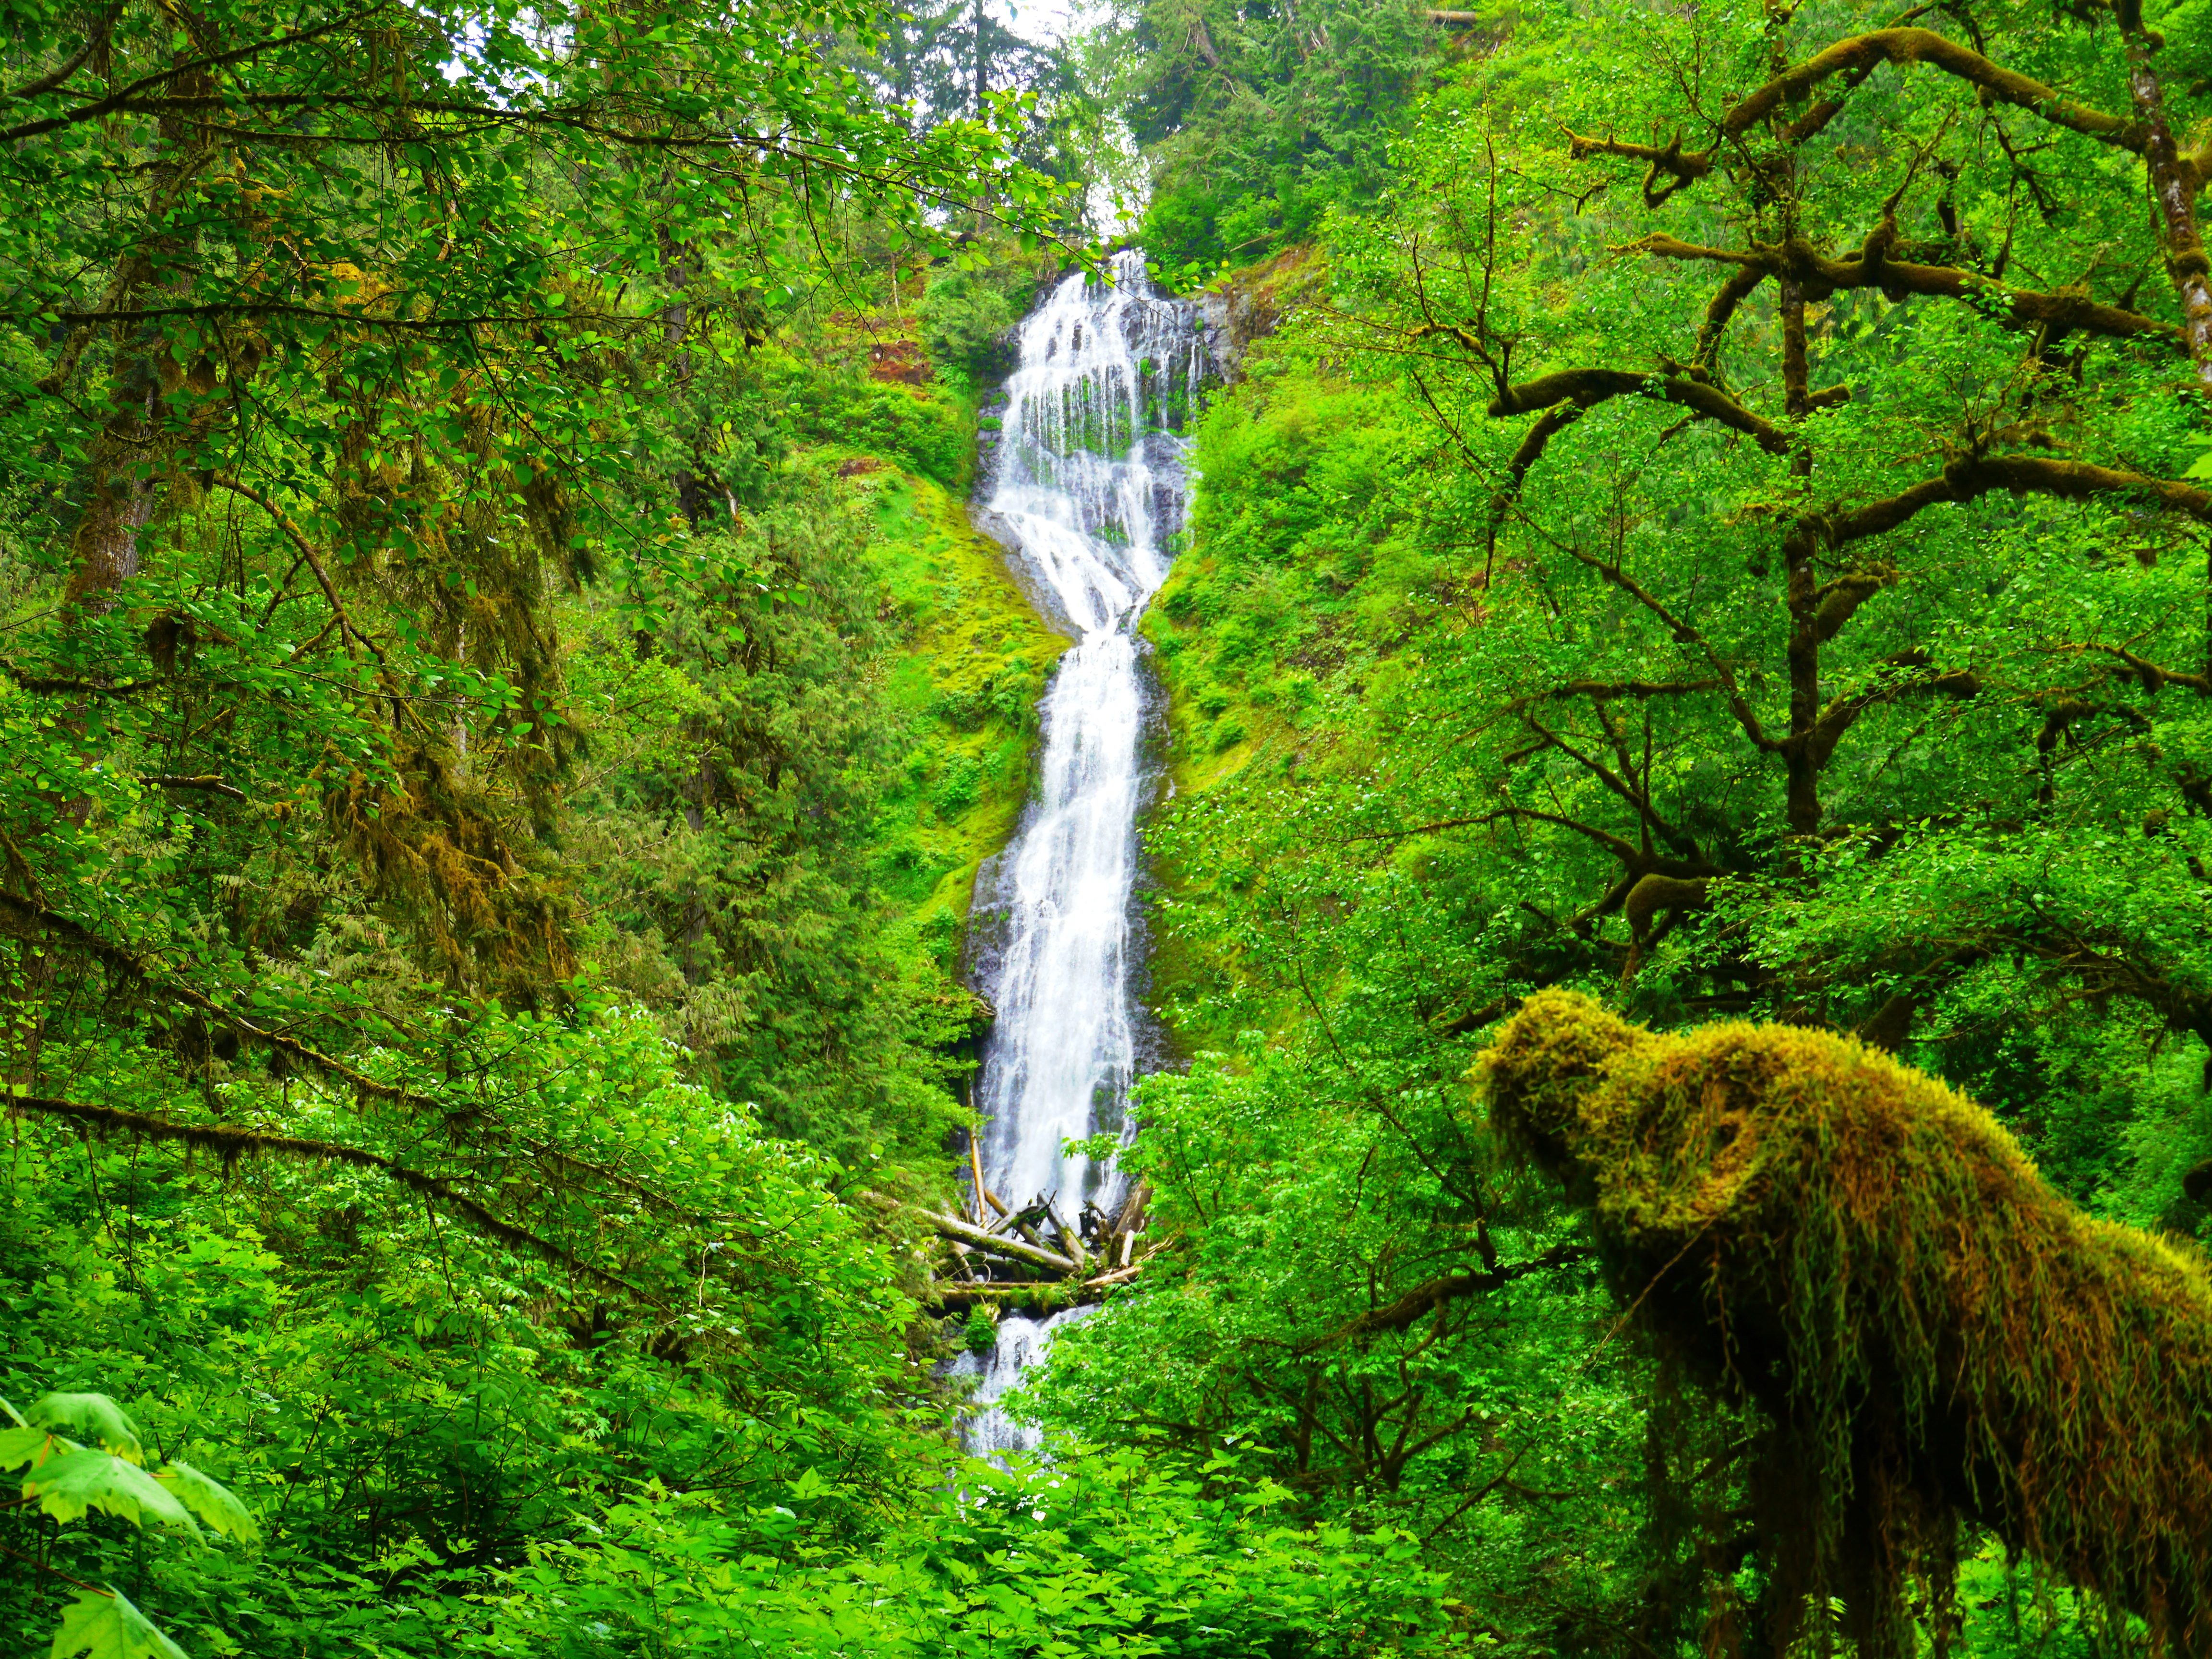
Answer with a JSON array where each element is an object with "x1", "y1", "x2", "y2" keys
[
  {"x1": 861, "y1": 1190, "x2": 1156, "y2": 1299},
  {"x1": 922, "y1": 1206, "x2": 1078, "y2": 1274},
  {"x1": 931, "y1": 1261, "x2": 1148, "y2": 1314},
  {"x1": 1043, "y1": 1199, "x2": 1089, "y2": 1270},
  {"x1": 1483, "y1": 989, "x2": 2212, "y2": 1658}
]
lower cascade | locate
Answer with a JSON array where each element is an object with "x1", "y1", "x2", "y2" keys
[{"x1": 948, "y1": 250, "x2": 1207, "y2": 1453}]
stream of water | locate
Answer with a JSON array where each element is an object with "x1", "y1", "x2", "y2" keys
[{"x1": 947, "y1": 251, "x2": 1207, "y2": 1454}]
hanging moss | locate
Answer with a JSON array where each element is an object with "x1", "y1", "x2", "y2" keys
[{"x1": 1481, "y1": 989, "x2": 2212, "y2": 1657}]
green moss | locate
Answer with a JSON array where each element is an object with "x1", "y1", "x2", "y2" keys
[
  {"x1": 1141, "y1": 583, "x2": 1293, "y2": 800},
  {"x1": 1483, "y1": 990, "x2": 2212, "y2": 1656},
  {"x1": 860, "y1": 469, "x2": 1066, "y2": 939},
  {"x1": 1131, "y1": 295, "x2": 1441, "y2": 1053}
]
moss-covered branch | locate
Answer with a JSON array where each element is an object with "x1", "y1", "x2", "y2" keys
[
  {"x1": 0, "y1": 889, "x2": 443, "y2": 1111},
  {"x1": 1724, "y1": 29, "x2": 2140, "y2": 152},
  {"x1": 1629, "y1": 232, "x2": 2183, "y2": 348},
  {"x1": 1569, "y1": 29, "x2": 2146, "y2": 188},
  {"x1": 1488, "y1": 368, "x2": 1791, "y2": 454},
  {"x1": 1483, "y1": 991, "x2": 2212, "y2": 1654}
]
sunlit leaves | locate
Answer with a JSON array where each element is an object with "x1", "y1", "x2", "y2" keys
[
  {"x1": 23, "y1": 1449, "x2": 199, "y2": 1533},
  {"x1": 157, "y1": 1462, "x2": 262, "y2": 1542},
  {"x1": 47, "y1": 1589, "x2": 189, "y2": 1659},
  {"x1": 22, "y1": 1395, "x2": 144, "y2": 1460}
]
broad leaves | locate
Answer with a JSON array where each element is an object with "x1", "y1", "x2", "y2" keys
[
  {"x1": 0, "y1": 1392, "x2": 146, "y2": 1477},
  {"x1": 23, "y1": 1448, "x2": 198, "y2": 1532},
  {"x1": 24, "y1": 1395, "x2": 144, "y2": 1458},
  {"x1": 47, "y1": 1588, "x2": 188, "y2": 1659},
  {"x1": 0, "y1": 1421, "x2": 61, "y2": 1472},
  {"x1": 5, "y1": 1393, "x2": 261, "y2": 1658},
  {"x1": 157, "y1": 1461, "x2": 261, "y2": 1542},
  {"x1": 6, "y1": 1392, "x2": 256, "y2": 1538}
]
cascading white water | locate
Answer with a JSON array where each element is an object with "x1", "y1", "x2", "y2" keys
[{"x1": 946, "y1": 251, "x2": 1206, "y2": 1455}]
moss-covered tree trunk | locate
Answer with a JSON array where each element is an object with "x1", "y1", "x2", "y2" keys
[{"x1": 1485, "y1": 989, "x2": 2212, "y2": 1656}]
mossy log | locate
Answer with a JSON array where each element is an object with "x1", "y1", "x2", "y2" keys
[{"x1": 1483, "y1": 990, "x2": 2212, "y2": 1655}]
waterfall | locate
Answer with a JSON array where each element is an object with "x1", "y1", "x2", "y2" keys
[{"x1": 946, "y1": 251, "x2": 1206, "y2": 1455}]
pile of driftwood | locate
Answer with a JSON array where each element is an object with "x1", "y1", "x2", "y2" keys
[{"x1": 914, "y1": 1142, "x2": 1156, "y2": 1312}]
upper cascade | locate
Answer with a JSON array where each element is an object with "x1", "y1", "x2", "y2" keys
[{"x1": 983, "y1": 249, "x2": 1207, "y2": 640}]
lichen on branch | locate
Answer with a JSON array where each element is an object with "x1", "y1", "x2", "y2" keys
[{"x1": 1482, "y1": 989, "x2": 2212, "y2": 1656}]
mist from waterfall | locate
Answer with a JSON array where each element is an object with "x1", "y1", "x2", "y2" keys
[{"x1": 946, "y1": 250, "x2": 1205, "y2": 1455}]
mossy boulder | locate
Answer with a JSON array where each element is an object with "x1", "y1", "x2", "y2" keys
[{"x1": 1483, "y1": 989, "x2": 2212, "y2": 1655}]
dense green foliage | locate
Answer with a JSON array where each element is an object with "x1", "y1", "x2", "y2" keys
[
  {"x1": 1099, "y1": 0, "x2": 1477, "y2": 278},
  {"x1": 0, "y1": 0, "x2": 1173, "y2": 1651},
  {"x1": 1053, "y1": 0, "x2": 2212, "y2": 1650},
  {"x1": 10, "y1": 0, "x2": 2212, "y2": 1651}
]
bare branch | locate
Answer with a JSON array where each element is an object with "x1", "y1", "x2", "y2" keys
[{"x1": 1298, "y1": 1243, "x2": 1589, "y2": 1352}]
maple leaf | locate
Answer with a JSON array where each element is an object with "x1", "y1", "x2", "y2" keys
[
  {"x1": 24, "y1": 1449, "x2": 198, "y2": 1534},
  {"x1": 156, "y1": 1461, "x2": 260, "y2": 1541},
  {"x1": 25, "y1": 1396, "x2": 145, "y2": 1461},
  {"x1": 48, "y1": 1588, "x2": 188, "y2": 1659}
]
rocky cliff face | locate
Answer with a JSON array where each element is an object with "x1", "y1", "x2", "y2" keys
[{"x1": 1193, "y1": 244, "x2": 1323, "y2": 384}]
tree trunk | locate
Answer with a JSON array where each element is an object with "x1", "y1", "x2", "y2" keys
[
  {"x1": 1779, "y1": 279, "x2": 1823, "y2": 836},
  {"x1": 2118, "y1": 19, "x2": 2212, "y2": 393},
  {"x1": 973, "y1": 0, "x2": 986, "y2": 120},
  {"x1": 62, "y1": 41, "x2": 217, "y2": 618}
]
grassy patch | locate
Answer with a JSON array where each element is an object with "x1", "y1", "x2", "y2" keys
[{"x1": 862, "y1": 468, "x2": 1067, "y2": 942}]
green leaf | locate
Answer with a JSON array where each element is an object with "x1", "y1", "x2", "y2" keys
[
  {"x1": 0, "y1": 1423, "x2": 74, "y2": 1472},
  {"x1": 24, "y1": 1448, "x2": 199, "y2": 1534},
  {"x1": 26, "y1": 1395, "x2": 143, "y2": 1460},
  {"x1": 2186, "y1": 449, "x2": 2212, "y2": 481},
  {"x1": 48, "y1": 1587, "x2": 189, "y2": 1659},
  {"x1": 157, "y1": 1461, "x2": 259, "y2": 1541}
]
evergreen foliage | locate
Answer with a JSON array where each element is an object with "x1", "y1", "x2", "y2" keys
[{"x1": 1099, "y1": 0, "x2": 1452, "y2": 278}]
